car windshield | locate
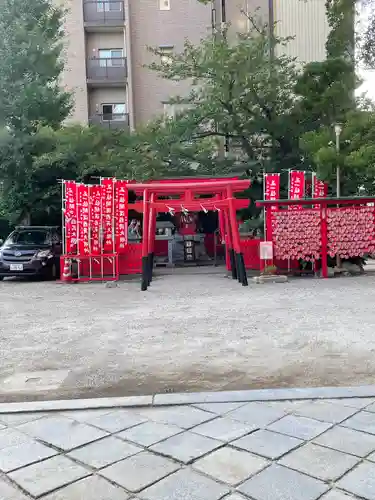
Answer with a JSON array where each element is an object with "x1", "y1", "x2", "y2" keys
[{"x1": 6, "y1": 230, "x2": 50, "y2": 246}]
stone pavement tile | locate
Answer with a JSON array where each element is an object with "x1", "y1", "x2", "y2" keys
[
  {"x1": 329, "y1": 398, "x2": 375, "y2": 409},
  {"x1": 0, "y1": 439, "x2": 57, "y2": 473},
  {"x1": 85, "y1": 409, "x2": 147, "y2": 433},
  {"x1": 194, "y1": 402, "x2": 247, "y2": 415},
  {"x1": 117, "y1": 421, "x2": 183, "y2": 447},
  {"x1": 18, "y1": 415, "x2": 108, "y2": 451},
  {"x1": 138, "y1": 468, "x2": 230, "y2": 500},
  {"x1": 232, "y1": 429, "x2": 303, "y2": 459},
  {"x1": 337, "y1": 461, "x2": 375, "y2": 499},
  {"x1": 341, "y1": 410, "x2": 375, "y2": 435},
  {"x1": 0, "y1": 428, "x2": 30, "y2": 450},
  {"x1": 320, "y1": 490, "x2": 356, "y2": 500},
  {"x1": 61, "y1": 409, "x2": 113, "y2": 422},
  {"x1": 99, "y1": 451, "x2": 179, "y2": 493},
  {"x1": 8, "y1": 455, "x2": 91, "y2": 498},
  {"x1": 67, "y1": 436, "x2": 142, "y2": 469},
  {"x1": 137, "y1": 406, "x2": 215, "y2": 429},
  {"x1": 0, "y1": 412, "x2": 47, "y2": 427},
  {"x1": 150, "y1": 431, "x2": 222, "y2": 464},
  {"x1": 0, "y1": 423, "x2": 5, "y2": 429},
  {"x1": 222, "y1": 495, "x2": 248, "y2": 500},
  {"x1": 237, "y1": 464, "x2": 328, "y2": 500},
  {"x1": 263, "y1": 400, "x2": 313, "y2": 414},
  {"x1": 314, "y1": 425, "x2": 375, "y2": 457},
  {"x1": 268, "y1": 415, "x2": 332, "y2": 440},
  {"x1": 43, "y1": 475, "x2": 130, "y2": 500},
  {"x1": 193, "y1": 446, "x2": 269, "y2": 486},
  {"x1": 278, "y1": 442, "x2": 359, "y2": 482},
  {"x1": 192, "y1": 416, "x2": 256, "y2": 442},
  {"x1": 227, "y1": 402, "x2": 287, "y2": 427},
  {"x1": 366, "y1": 451, "x2": 375, "y2": 462},
  {"x1": 0, "y1": 477, "x2": 29, "y2": 499},
  {"x1": 363, "y1": 401, "x2": 375, "y2": 413},
  {"x1": 293, "y1": 401, "x2": 358, "y2": 423}
]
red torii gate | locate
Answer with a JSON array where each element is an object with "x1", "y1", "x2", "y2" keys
[{"x1": 130, "y1": 178, "x2": 251, "y2": 290}]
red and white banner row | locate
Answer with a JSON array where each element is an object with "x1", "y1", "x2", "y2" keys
[
  {"x1": 264, "y1": 172, "x2": 328, "y2": 208},
  {"x1": 64, "y1": 179, "x2": 129, "y2": 256}
]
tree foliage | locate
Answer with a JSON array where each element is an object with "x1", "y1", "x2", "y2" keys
[
  {"x1": 0, "y1": 0, "x2": 72, "y2": 133},
  {"x1": 301, "y1": 109, "x2": 375, "y2": 195},
  {"x1": 149, "y1": 18, "x2": 303, "y2": 173}
]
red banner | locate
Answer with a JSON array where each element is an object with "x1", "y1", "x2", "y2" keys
[
  {"x1": 289, "y1": 171, "x2": 305, "y2": 210},
  {"x1": 313, "y1": 174, "x2": 328, "y2": 199},
  {"x1": 115, "y1": 180, "x2": 128, "y2": 253},
  {"x1": 102, "y1": 178, "x2": 115, "y2": 252},
  {"x1": 77, "y1": 184, "x2": 90, "y2": 255},
  {"x1": 264, "y1": 173, "x2": 280, "y2": 211},
  {"x1": 90, "y1": 185, "x2": 102, "y2": 255},
  {"x1": 64, "y1": 181, "x2": 78, "y2": 254}
]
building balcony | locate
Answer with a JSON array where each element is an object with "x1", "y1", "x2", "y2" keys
[
  {"x1": 86, "y1": 57, "x2": 127, "y2": 86},
  {"x1": 89, "y1": 113, "x2": 130, "y2": 130},
  {"x1": 83, "y1": 1, "x2": 125, "y2": 28}
]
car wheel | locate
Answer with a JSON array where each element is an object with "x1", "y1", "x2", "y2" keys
[
  {"x1": 49, "y1": 263, "x2": 58, "y2": 281},
  {"x1": 0, "y1": 276, "x2": 4, "y2": 281}
]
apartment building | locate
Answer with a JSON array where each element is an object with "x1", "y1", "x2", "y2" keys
[{"x1": 61, "y1": 0, "x2": 329, "y2": 129}]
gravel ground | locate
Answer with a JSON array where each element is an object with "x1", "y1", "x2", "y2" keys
[{"x1": 1, "y1": 271, "x2": 375, "y2": 401}]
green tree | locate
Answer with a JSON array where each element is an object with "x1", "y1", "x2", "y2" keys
[
  {"x1": 301, "y1": 109, "x2": 375, "y2": 195},
  {"x1": 148, "y1": 17, "x2": 302, "y2": 174},
  {"x1": 0, "y1": 0, "x2": 72, "y2": 133},
  {"x1": 0, "y1": 0, "x2": 72, "y2": 224},
  {"x1": 295, "y1": 0, "x2": 356, "y2": 132}
]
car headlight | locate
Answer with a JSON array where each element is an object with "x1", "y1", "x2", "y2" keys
[{"x1": 36, "y1": 250, "x2": 53, "y2": 259}]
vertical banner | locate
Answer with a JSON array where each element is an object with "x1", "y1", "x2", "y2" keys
[
  {"x1": 264, "y1": 173, "x2": 280, "y2": 244},
  {"x1": 289, "y1": 170, "x2": 305, "y2": 210},
  {"x1": 77, "y1": 184, "x2": 90, "y2": 255},
  {"x1": 101, "y1": 178, "x2": 115, "y2": 252},
  {"x1": 264, "y1": 173, "x2": 280, "y2": 211},
  {"x1": 64, "y1": 181, "x2": 78, "y2": 254},
  {"x1": 115, "y1": 180, "x2": 129, "y2": 253},
  {"x1": 312, "y1": 173, "x2": 328, "y2": 201},
  {"x1": 90, "y1": 185, "x2": 102, "y2": 255}
]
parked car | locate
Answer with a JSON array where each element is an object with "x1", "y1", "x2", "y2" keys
[{"x1": 0, "y1": 226, "x2": 62, "y2": 280}]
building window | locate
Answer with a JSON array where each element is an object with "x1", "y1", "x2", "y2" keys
[
  {"x1": 159, "y1": 46, "x2": 173, "y2": 65},
  {"x1": 97, "y1": 1, "x2": 122, "y2": 12},
  {"x1": 159, "y1": 0, "x2": 170, "y2": 10},
  {"x1": 98, "y1": 49, "x2": 124, "y2": 66},
  {"x1": 102, "y1": 103, "x2": 126, "y2": 121}
]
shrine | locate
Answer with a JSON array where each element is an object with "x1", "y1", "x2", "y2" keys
[
  {"x1": 61, "y1": 176, "x2": 252, "y2": 289},
  {"x1": 257, "y1": 196, "x2": 375, "y2": 278},
  {"x1": 61, "y1": 172, "x2": 375, "y2": 287}
]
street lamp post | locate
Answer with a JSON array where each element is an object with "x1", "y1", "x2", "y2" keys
[
  {"x1": 334, "y1": 123, "x2": 342, "y2": 198},
  {"x1": 334, "y1": 123, "x2": 342, "y2": 269}
]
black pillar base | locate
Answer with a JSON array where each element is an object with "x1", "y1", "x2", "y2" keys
[
  {"x1": 141, "y1": 256, "x2": 148, "y2": 291},
  {"x1": 239, "y1": 253, "x2": 248, "y2": 286},
  {"x1": 236, "y1": 252, "x2": 243, "y2": 284},
  {"x1": 148, "y1": 252, "x2": 154, "y2": 285},
  {"x1": 229, "y1": 249, "x2": 237, "y2": 279}
]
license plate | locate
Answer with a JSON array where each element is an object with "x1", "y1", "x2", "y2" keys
[{"x1": 10, "y1": 264, "x2": 23, "y2": 271}]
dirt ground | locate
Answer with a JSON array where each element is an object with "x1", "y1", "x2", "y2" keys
[{"x1": 1, "y1": 270, "x2": 375, "y2": 402}]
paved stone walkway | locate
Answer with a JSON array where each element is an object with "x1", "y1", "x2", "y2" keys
[{"x1": 2, "y1": 395, "x2": 375, "y2": 499}]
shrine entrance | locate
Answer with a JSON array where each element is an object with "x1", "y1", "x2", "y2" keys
[
  {"x1": 130, "y1": 178, "x2": 250, "y2": 290},
  {"x1": 61, "y1": 176, "x2": 252, "y2": 290}
]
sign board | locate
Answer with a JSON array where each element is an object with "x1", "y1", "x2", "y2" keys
[{"x1": 260, "y1": 241, "x2": 273, "y2": 260}]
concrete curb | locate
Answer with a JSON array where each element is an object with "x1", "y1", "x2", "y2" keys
[{"x1": 1, "y1": 385, "x2": 375, "y2": 414}]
